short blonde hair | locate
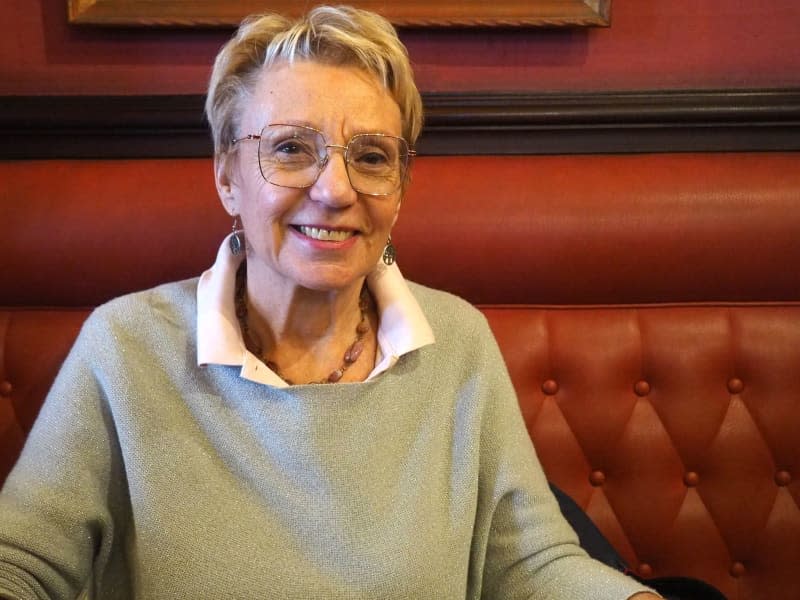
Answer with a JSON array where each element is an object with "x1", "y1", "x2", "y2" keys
[{"x1": 205, "y1": 5, "x2": 423, "y2": 160}]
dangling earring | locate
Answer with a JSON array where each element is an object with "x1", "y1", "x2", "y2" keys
[
  {"x1": 229, "y1": 215, "x2": 244, "y2": 256},
  {"x1": 382, "y1": 236, "x2": 396, "y2": 265}
]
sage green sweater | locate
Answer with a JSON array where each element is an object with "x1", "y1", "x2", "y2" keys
[{"x1": 0, "y1": 279, "x2": 649, "y2": 599}]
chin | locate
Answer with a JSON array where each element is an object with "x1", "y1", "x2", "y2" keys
[{"x1": 291, "y1": 266, "x2": 367, "y2": 292}]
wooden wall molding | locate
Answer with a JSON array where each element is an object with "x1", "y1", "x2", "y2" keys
[
  {"x1": 67, "y1": 0, "x2": 612, "y2": 28},
  {"x1": 1, "y1": 89, "x2": 798, "y2": 158}
]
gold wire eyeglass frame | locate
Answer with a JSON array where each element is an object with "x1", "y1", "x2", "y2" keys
[{"x1": 231, "y1": 123, "x2": 416, "y2": 197}]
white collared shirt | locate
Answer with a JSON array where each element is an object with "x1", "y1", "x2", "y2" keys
[{"x1": 196, "y1": 235, "x2": 435, "y2": 387}]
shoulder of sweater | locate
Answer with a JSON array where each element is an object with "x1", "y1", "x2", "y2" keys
[
  {"x1": 405, "y1": 279, "x2": 482, "y2": 315},
  {"x1": 405, "y1": 279, "x2": 493, "y2": 338},
  {"x1": 88, "y1": 277, "x2": 199, "y2": 331}
]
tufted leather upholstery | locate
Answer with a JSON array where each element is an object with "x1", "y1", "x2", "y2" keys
[
  {"x1": 488, "y1": 306, "x2": 800, "y2": 599},
  {"x1": 1, "y1": 154, "x2": 799, "y2": 599}
]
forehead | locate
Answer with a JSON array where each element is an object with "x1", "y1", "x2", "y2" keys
[{"x1": 241, "y1": 60, "x2": 402, "y2": 137}]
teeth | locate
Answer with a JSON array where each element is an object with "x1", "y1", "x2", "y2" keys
[{"x1": 297, "y1": 226, "x2": 354, "y2": 242}]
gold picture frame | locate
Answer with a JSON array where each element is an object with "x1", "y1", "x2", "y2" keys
[{"x1": 67, "y1": 0, "x2": 611, "y2": 28}]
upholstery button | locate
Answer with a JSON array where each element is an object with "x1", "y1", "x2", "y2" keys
[
  {"x1": 684, "y1": 471, "x2": 700, "y2": 487},
  {"x1": 775, "y1": 470, "x2": 792, "y2": 486},
  {"x1": 638, "y1": 563, "x2": 653, "y2": 578},
  {"x1": 727, "y1": 377, "x2": 744, "y2": 394},
  {"x1": 634, "y1": 380, "x2": 651, "y2": 396},
  {"x1": 589, "y1": 470, "x2": 606, "y2": 486},
  {"x1": 542, "y1": 379, "x2": 559, "y2": 395},
  {"x1": 730, "y1": 561, "x2": 746, "y2": 577},
  {"x1": 0, "y1": 381, "x2": 12, "y2": 397}
]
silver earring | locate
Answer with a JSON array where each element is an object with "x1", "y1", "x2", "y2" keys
[
  {"x1": 382, "y1": 236, "x2": 396, "y2": 265},
  {"x1": 229, "y1": 215, "x2": 244, "y2": 256}
]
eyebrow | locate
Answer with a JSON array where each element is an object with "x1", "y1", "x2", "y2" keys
[{"x1": 264, "y1": 121, "x2": 401, "y2": 140}]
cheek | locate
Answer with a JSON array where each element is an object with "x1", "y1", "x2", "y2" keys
[{"x1": 239, "y1": 185, "x2": 305, "y2": 245}]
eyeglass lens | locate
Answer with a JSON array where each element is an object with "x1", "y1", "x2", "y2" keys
[{"x1": 257, "y1": 124, "x2": 409, "y2": 195}]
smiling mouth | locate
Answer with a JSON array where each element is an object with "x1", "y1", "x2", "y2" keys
[{"x1": 294, "y1": 225, "x2": 356, "y2": 242}]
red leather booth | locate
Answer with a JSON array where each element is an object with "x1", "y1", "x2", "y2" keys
[{"x1": 1, "y1": 153, "x2": 799, "y2": 599}]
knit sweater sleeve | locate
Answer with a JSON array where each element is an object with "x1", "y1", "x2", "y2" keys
[
  {"x1": 0, "y1": 306, "x2": 128, "y2": 600},
  {"x1": 463, "y1": 311, "x2": 651, "y2": 600}
]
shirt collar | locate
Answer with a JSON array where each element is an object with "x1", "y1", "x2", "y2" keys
[{"x1": 197, "y1": 234, "x2": 435, "y2": 387}]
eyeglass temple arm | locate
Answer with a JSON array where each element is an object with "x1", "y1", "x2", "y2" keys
[{"x1": 230, "y1": 134, "x2": 261, "y2": 146}]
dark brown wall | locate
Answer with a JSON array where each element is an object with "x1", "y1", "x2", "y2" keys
[{"x1": 3, "y1": 0, "x2": 800, "y2": 96}]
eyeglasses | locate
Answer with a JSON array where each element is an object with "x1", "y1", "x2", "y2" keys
[{"x1": 231, "y1": 123, "x2": 416, "y2": 196}]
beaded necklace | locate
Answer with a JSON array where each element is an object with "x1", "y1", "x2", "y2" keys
[{"x1": 234, "y1": 265, "x2": 371, "y2": 385}]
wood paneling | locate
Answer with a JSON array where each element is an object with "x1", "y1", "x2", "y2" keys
[{"x1": 2, "y1": 89, "x2": 799, "y2": 158}]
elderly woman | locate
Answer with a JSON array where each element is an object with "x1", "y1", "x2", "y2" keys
[{"x1": 0, "y1": 6, "x2": 660, "y2": 600}]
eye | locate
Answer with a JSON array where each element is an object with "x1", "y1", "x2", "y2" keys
[
  {"x1": 357, "y1": 150, "x2": 390, "y2": 166},
  {"x1": 273, "y1": 140, "x2": 300, "y2": 154},
  {"x1": 349, "y1": 137, "x2": 398, "y2": 172},
  {"x1": 275, "y1": 140, "x2": 303, "y2": 155},
  {"x1": 264, "y1": 137, "x2": 317, "y2": 166}
]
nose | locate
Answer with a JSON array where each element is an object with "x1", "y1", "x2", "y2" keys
[{"x1": 309, "y1": 145, "x2": 357, "y2": 207}]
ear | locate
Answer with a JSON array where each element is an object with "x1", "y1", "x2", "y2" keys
[
  {"x1": 214, "y1": 154, "x2": 238, "y2": 216},
  {"x1": 391, "y1": 195, "x2": 402, "y2": 228}
]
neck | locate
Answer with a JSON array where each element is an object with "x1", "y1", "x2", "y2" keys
[{"x1": 235, "y1": 263, "x2": 376, "y2": 384}]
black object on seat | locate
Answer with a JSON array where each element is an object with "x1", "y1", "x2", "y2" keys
[{"x1": 549, "y1": 482, "x2": 727, "y2": 600}]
